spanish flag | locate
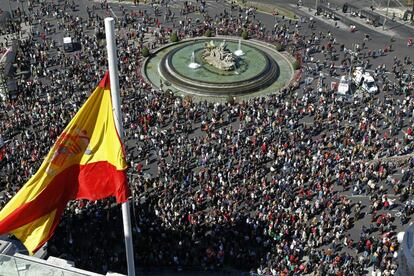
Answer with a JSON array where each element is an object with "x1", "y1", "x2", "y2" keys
[{"x1": 0, "y1": 72, "x2": 130, "y2": 254}]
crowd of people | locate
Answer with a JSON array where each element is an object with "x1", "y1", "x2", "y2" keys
[{"x1": 1, "y1": 0, "x2": 413, "y2": 275}]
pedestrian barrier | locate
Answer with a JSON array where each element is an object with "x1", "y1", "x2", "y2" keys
[
  {"x1": 316, "y1": 5, "x2": 339, "y2": 20},
  {"x1": 343, "y1": 3, "x2": 381, "y2": 27},
  {"x1": 403, "y1": 10, "x2": 413, "y2": 22}
]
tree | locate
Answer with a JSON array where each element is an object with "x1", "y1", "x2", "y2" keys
[
  {"x1": 292, "y1": 60, "x2": 301, "y2": 70},
  {"x1": 275, "y1": 43, "x2": 284, "y2": 51},
  {"x1": 241, "y1": 29, "x2": 249, "y2": 40},
  {"x1": 204, "y1": 29, "x2": 212, "y2": 37},
  {"x1": 170, "y1": 32, "x2": 179, "y2": 43},
  {"x1": 141, "y1": 47, "x2": 150, "y2": 57},
  {"x1": 227, "y1": 96, "x2": 236, "y2": 105}
]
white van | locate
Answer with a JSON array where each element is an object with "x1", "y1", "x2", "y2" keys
[
  {"x1": 352, "y1": 67, "x2": 378, "y2": 94},
  {"x1": 63, "y1": 37, "x2": 73, "y2": 52}
]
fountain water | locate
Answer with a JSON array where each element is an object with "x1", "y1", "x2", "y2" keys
[
  {"x1": 234, "y1": 39, "x2": 245, "y2": 56},
  {"x1": 188, "y1": 51, "x2": 201, "y2": 69}
]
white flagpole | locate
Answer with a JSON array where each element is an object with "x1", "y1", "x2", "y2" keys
[{"x1": 104, "y1": 17, "x2": 136, "y2": 276}]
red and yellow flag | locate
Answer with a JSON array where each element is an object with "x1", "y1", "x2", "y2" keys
[{"x1": 0, "y1": 72, "x2": 130, "y2": 254}]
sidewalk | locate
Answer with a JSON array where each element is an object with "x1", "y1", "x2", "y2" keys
[
  {"x1": 340, "y1": 11, "x2": 399, "y2": 37},
  {"x1": 297, "y1": 4, "x2": 400, "y2": 37},
  {"x1": 375, "y1": 7, "x2": 414, "y2": 32},
  {"x1": 291, "y1": 5, "x2": 349, "y2": 31}
]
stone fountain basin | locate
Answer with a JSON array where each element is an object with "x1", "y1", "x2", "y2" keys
[
  {"x1": 143, "y1": 37, "x2": 295, "y2": 99},
  {"x1": 159, "y1": 44, "x2": 279, "y2": 95}
]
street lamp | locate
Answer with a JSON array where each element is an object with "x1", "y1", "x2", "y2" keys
[
  {"x1": 19, "y1": 0, "x2": 24, "y2": 17},
  {"x1": 8, "y1": 0, "x2": 13, "y2": 19},
  {"x1": 383, "y1": 0, "x2": 390, "y2": 31}
]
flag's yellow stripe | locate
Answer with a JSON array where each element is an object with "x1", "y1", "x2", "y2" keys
[
  {"x1": 78, "y1": 87, "x2": 126, "y2": 168},
  {"x1": 13, "y1": 209, "x2": 57, "y2": 254}
]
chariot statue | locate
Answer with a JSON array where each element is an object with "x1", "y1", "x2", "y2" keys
[{"x1": 202, "y1": 40, "x2": 236, "y2": 71}]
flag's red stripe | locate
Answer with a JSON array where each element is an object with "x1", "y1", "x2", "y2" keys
[
  {"x1": 76, "y1": 161, "x2": 129, "y2": 201},
  {"x1": 0, "y1": 161, "x2": 128, "y2": 253},
  {"x1": 99, "y1": 72, "x2": 110, "y2": 88}
]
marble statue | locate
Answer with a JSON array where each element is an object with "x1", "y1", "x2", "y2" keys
[{"x1": 202, "y1": 40, "x2": 236, "y2": 71}]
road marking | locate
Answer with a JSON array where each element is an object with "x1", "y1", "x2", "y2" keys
[
  {"x1": 364, "y1": 69, "x2": 392, "y2": 75},
  {"x1": 347, "y1": 194, "x2": 398, "y2": 198}
]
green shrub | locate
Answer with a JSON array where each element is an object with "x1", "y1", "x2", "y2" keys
[
  {"x1": 241, "y1": 29, "x2": 249, "y2": 40},
  {"x1": 141, "y1": 47, "x2": 150, "y2": 57},
  {"x1": 227, "y1": 95, "x2": 236, "y2": 105},
  {"x1": 292, "y1": 60, "x2": 301, "y2": 70},
  {"x1": 204, "y1": 29, "x2": 212, "y2": 37},
  {"x1": 275, "y1": 43, "x2": 284, "y2": 51},
  {"x1": 170, "y1": 32, "x2": 179, "y2": 43}
]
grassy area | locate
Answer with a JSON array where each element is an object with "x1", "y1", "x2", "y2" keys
[{"x1": 233, "y1": 0, "x2": 297, "y2": 20}]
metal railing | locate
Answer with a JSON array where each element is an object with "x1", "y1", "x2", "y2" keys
[{"x1": 0, "y1": 253, "x2": 93, "y2": 276}]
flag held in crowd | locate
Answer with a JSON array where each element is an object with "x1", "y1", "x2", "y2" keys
[{"x1": 0, "y1": 72, "x2": 130, "y2": 255}]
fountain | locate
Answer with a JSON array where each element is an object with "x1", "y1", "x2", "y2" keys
[
  {"x1": 188, "y1": 51, "x2": 201, "y2": 69},
  {"x1": 234, "y1": 39, "x2": 245, "y2": 56},
  {"x1": 145, "y1": 37, "x2": 294, "y2": 98}
]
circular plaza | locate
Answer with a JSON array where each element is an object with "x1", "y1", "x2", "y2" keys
[{"x1": 143, "y1": 37, "x2": 295, "y2": 100}]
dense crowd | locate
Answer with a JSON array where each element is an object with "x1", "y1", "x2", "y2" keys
[{"x1": 1, "y1": 0, "x2": 413, "y2": 275}]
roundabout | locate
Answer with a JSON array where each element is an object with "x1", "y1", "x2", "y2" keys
[{"x1": 143, "y1": 37, "x2": 295, "y2": 100}]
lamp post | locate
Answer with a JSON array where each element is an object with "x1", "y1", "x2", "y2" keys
[
  {"x1": 383, "y1": 0, "x2": 390, "y2": 30},
  {"x1": 19, "y1": 0, "x2": 24, "y2": 17},
  {"x1": 8, "y1": 0, "x2": 13, "y2": 19},
  {"x1": 412, "y1": 0, "x2": 414, "y2": 22}
]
